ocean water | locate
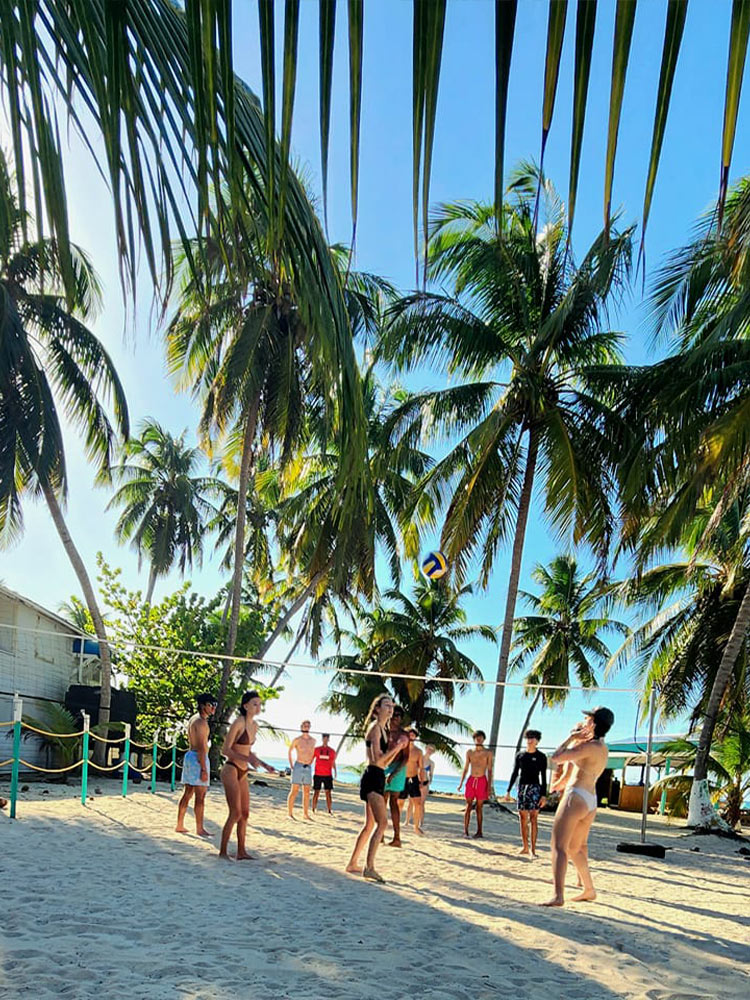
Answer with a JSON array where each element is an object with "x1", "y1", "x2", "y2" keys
[{"x1": 262, "y1": 756, "x2": 509, "y2": 798}]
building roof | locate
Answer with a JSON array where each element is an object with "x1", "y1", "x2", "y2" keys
[{"x1": 0, "y1": 583, "x2": 86, "y2": 636}]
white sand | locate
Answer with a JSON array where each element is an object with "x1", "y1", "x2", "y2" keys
[{"x1": 2, "y1": 777, "x2": 749, "y2": 1000}]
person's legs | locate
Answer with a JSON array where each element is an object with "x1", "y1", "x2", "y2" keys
[
  {"x1": 312, "y1": 784, "x2": 321, "y2": 812},
  {"x1": 302, "y1": 783, "x2": 312, "y2": 819},
  {"x1": 542, "y1": 792, "x2": 590, "y2": 905},
  {"x1": 568, "y1": 809, "x2": 597, "y2": 900},
  {"x1": 236, "y1": 775, "x2": 252, "y2": 859},
  {"x1": 347, "y1": 801, "x2": 375, "y2": 872},
  {"x1": 475, "y1": 800, "x2": 485, "y2": 838},
  {"x1": 194, "y1": 786, "x2": 210, "y2": 835},
  {"x1": 413, "y1": 796, "x2": 424, "y2": 834},
  {"x1": 419, "y1": 786, "x2": 429, "y2": 829},
  {"x1": 518, "y1": 809, "x2": 530, "y2": 853},
  {"x1": 175, "y1": 785, "x2": 195, "y2": 832},
  {"x1": 324, "y1": 787, "x2": 333, "y2": 813},
  {"x1": 219, "y1": 767, "x2": 241, "y2": 858},
  {"x1": 287, "y1": 782, "x2": 300, "y2": 818},
  {"x1": 406, "y1": 798, "x2": 414, "y2": 826},
  {"x1": 464, "y1": 800, "x2": 474, "y2": 836},
  {"x1": 388, "y1": 792, "x2": 402, "y2": 846},
  {"x1": 365, "y1": 793, "x2": 389, "y2": 878},
  {"x1": 530, "y1": 809, "x2": 541, "y2": 856}
]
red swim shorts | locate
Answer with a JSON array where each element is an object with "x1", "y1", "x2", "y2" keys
[{"x1": 465, "y1": 775, "x2": 489, "y2": 802}]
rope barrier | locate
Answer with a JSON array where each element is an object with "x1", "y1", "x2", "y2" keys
[
  {"x1": 0, "y1": 758, "x2": 12, "y2": 767},
  {"x1": 0, "y1": 720, "x2": 14, "y2": 727},
  {"x1": 88, "y1": 732, "x2": 126, "y2": 744},
  {"x1": 128, "y1": 739, "x2": 154, "y2": 749},
  {"x1": 87, "y1": 760, "x2": 127, "y2": 773},
  {"x1": 0, "y1": 620, "x2": 641, "y2": 693},
  {"x1": 21, "y1": 723, "x2": 85, "y2": 738},
  {"x1": 17, "y1": 759, "x2": 83, "y2": 773}
]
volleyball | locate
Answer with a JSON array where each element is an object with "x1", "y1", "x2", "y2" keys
[{"x1": 421, "y1": 550, "x2": 448, "y2": 580}]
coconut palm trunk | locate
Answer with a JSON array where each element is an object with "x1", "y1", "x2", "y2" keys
[
  {"x1": 145, "y1": 564, "x2": 158, "y2": 605},
  {"x1": 257, "y1": 572, "x2": 324, "y2": 663},
  {"x1": 43, "y1": 484, "x2": 112, "y2": 766},
  {"x1": 487, "y1": 428, "x2": 539, "y2": 775},
  {"x1": 687, "y1": 580, "x2": 750, "y2": 829},
  {"x1": 513, "y1": 687, "x2": 542, "y2": 758},
  {"x1": 216, "y1": 400, "x2": 259, "y2": 722}
]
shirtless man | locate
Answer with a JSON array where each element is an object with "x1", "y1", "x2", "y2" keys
[
  {"x1": 175, "y1": 693, "x2": 216, "y2": 836},
  {"x1": 458, "y1": 730, "x2": 494, "y2": 838},
  {"x1": 402, "y1": 729, "x2": 427, "y2": 835},
  {"x1": 384, "y1": 706, "x2": 409, "y2": 847},
  {"x1": 542, "y1": 706, "x2": 614, "y2": 906},
  {"x1": 288, "y1": 720, "x2": 316, "y2": 820}
]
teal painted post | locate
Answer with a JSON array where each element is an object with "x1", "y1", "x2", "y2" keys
[
  {"x1": 9, "y1": 694, "x2": 22, "y2": 819},
  {"x1": 81, "y1": 712, "x2": 90, "y2": 807},
  {"x1": 170, "y1": 742, "x2": 177, "y2": 792},
  {"x1": 659, "y1": 758, "x2": 671, "y2": 815},
  {"x1": 122, "y1": 723, "x2": 131, "y2": 797},
  {"x1": 151, "y1": 733, "x2": 157, "y2": 793}
]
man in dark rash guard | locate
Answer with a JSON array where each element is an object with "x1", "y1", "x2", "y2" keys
[{"x1": 505, "y1": 730, "x2": 548, "y2": 857}]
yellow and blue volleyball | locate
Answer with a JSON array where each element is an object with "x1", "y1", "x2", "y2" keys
[{"x1": 421, "y1": 550, "x2": 448, "y2": 580}]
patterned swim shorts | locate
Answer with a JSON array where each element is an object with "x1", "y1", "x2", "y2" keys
[
  {"x1": 181, "y1": 749, "x2": 210, "y2": 787},
  {"x1": 517, "y1": 783, "x2": 542, "y2": 811}
]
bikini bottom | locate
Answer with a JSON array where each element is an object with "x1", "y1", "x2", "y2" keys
[{"x1": 567, "y1": 786, "x2": 597, "y2": 812}]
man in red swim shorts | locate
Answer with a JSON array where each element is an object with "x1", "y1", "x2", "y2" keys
[{"x1": 458, "y1": 730, "x2": 494, "y2": 838}]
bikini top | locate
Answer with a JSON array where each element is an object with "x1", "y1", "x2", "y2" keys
[
  {"x1": 365, "y1": 725, "x2": 388, "y2": 755},
  {"x1": 236, "y1": 726, "x2": 251, "y2": 746}
]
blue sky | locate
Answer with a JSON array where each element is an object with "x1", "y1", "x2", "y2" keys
[{"x1": 1, "y1": 1, "x2": 745, "y2": 774}]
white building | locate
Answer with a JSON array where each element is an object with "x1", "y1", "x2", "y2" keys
[{"x1": 0, "y1": 584, "x2": 100, "y2": 772}]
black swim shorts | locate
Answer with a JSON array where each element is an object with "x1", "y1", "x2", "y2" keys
[
  {"x1": 405, "y1": 775, "x2": 422, "y2": 799},
  {"x1": 313, "y1": 774, "x2": 333, "y2": 791}
]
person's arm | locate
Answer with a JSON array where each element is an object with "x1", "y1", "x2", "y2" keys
[
  {"x1": 376, "y1": 737, "x2": 409, "y2": 769},
  {"x1": 458, "y1": 751, "x2": 471, "y2": 790},
  {"x1": 247, "y1": 750, "x2": 276, "y2": 773},
  {"x1": 539, "y1": 751, "x2": 548, "y2": 799},
  {"x1": 417, "y1": 750, "x2": 426, "y2": 784},
  {"x1": 486, "y1": 752, "x2": 494, "y2": 797},
  {"x1": 505, "y1": 753, "x2": 520, "y2": 797},
  {"x1": 288, "y1": 737, "x2": 297, "y2": 768},
  {"x1": 331, "y1": 749, "x2": 337, "y2": 779},
  {"x1": 194, "y1": 719, "x2": 209, "y2": 781},
  {"x1": 550, "y1": 740, "x2": 592, "y2": 767}
]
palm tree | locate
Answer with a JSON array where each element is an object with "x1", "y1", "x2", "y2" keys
[
  {"x1": 510, "y1": 555, "x2": 628, "y2": 754},
  {"x1": 2, "y1": 2, "x2": 746, "y2": 297},
  {"x1": 108, "y1": 420, "x2": 222, "y2": 603},
  {"x1": 378, "y1": 168, "x2": 633, "y2": 767},
  {"x1": 322, "y1": 579, "x2": 495, "y2": 766},
  {"x1": 616, "y1": 178, "x2": 750, "y2": 827},
  {"x1": 0, "y1": 152, "x2": 128, "y2": 746}
]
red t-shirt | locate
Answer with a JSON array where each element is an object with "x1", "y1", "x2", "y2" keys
[{"x1": 313, "y1": 746, "x2": 336, "y2": 776}]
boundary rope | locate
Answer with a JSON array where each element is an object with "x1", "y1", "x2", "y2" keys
[
  {"x1": 88, "y1": 732, "x2": 126, "y2": 744},
  {"x1": 18, "y1": 759, "x2": 83, "y2": 773},
  {"x1": 0, "y1": 621, "x2": 641, "y2": 694},
  {"x1": 0, "y1": 758, "x2": 12, "y2": 767},
  {"x1": 21, "y1": 723, "x2": 85, "y2": 738}
]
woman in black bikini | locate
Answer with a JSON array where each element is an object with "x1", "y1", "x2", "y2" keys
[
  {"x1": 219, "y1": 691, "x2": 276, "y2": 860},
  {"x1": 345, "y1": 694, "x2": 409, "y2": 882}
]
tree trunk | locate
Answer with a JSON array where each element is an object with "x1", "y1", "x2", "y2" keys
[
  {"x1": 513, "y1": 687, "x2": 542, "y2": 758},
  {"x1": 687, "y1": 579, "x2": 750, "y2": 830},
  {"x1": 216, "y1": 399, "x2": 259, "y2": 725},
  {"x1": 256, "y1": 572, "x2": 323, "y2": 663},
  {"x1": 487, "y1": 427, "x2": 539, "y2": 779},
  {"x1": 267, "y1": 621, "x2": 307, "y2": 688},
  {"x1": 145, "y1": 564, "x2": 157, "y2": 605},
  {"x1": 43, "y1": 484, "x2": 112, "y2": 767},
  {"x1": 335, "y1": 722, "x2": 354, "y2": 756}
]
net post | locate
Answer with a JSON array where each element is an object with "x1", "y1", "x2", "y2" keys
[
  {"x1": 640, "y1": 686, "x2": 657, "y2": 843},
  {"x1": 170, "y1": 741, "x2": 177, "y2": 792},
  {"x1": 122, "y1": 723, "x2": 131, "y2": 797},
  {"x1": 151, "y1": 731, "x2": 158, "y2": 794},
  {"x1": 81, "y1": 712, "x2": 90, "y2": 807},
  {"x1": 10, "y1": 694, "x2": 22, "y2": 819}
]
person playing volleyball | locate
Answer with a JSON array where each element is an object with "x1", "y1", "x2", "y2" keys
[{"x1": 458, "y1": 731, "x2": 493, "y2": 838}]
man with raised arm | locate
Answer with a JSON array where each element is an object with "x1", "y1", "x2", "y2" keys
[
  {"x1": 458, "y1": 730, "x2": 494, "y2": 838},
  {"x1": 287, "y1": 719, "x2": 316, "y2": 820},
  {"x1": 312, "y1": 733, "x2": 338, "y2": 814},
  {"x1": 175, "y1": 693, "x2": 217, "y2": 836}
]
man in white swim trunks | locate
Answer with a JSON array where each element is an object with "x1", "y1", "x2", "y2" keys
[
  {"x1": 175, "y1": 693, "x2": 216, "y2": 836},
  {"x1": 542, "y1": 706, "x2": 614, "y2": 906},
  {"x1": 287, "y1": 720, "x2": 316, "y2": 820}
]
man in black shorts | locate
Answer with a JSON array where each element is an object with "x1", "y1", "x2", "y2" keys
[
  {"x1": 505, "y1": 729, "x2": 548, "y2": 857},
  {"x1": 312, "y1": 733, "x2": 337, "y2": 814},
  {"x1": 402, "y1": 729, "x2": 427, "y2": 834}
]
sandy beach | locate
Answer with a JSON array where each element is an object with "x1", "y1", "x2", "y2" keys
[{"x1": 2, "y1": 777, "x2": 749, "y2": 1000}]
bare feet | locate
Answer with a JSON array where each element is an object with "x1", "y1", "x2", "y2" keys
[
  {"x1": 363, "y1": 867, "x2": 386, "y2": 883},
  {"x1": 571, "y1": 889, "x2": 597, "y2": 902},
  {"x1": 387, "y1": 838, "x2": 402, "y2": 847},
  {"x1": 236, "y1": 851, "x2": 255, "y2": 861},
  {"x1": 303, "y1": 814, "x2": 313, "y2": 821},
  {"x1": 518, "y1": 846, "x2": 530, "y2": 855},
  {"x1": 541, "y1": 896, "x2": 564, "y2": 907},
  {"x1": 415, "y1": 827, "x2": 425, "y2": 836},
  {"x1": 288, "y1": 813, "x2": 295, "y2": 821},
  {"x1": 175, "y1": 825, "x2": 189, "y2": 834},
  {"x1": 473, "y1": 832, "x2": 484, "y2": 839},
  {"x1": 345, "y1": 864, "x2": 362, "y2": 876},
  {"x1": 218, "y1": 852, "x2": 233, "y2": 861},
  {"x1": 197, "y1": 829, "x2": 212, "y2": 838}
]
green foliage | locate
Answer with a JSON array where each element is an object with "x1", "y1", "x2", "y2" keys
[
  {"x1": 22, "y1": 703, "x2": 83, "y2": 768},
  {"x1": 70, "y1": 557, "x2": 276, "y2": 742}
]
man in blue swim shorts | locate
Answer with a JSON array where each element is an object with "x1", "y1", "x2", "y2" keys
[
  {"x1": 287, "y1": 720, "x2": 316, "y2": 820},
  {"x1": 175, "y1": 693, "x2": 216, "y2": 836}
]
